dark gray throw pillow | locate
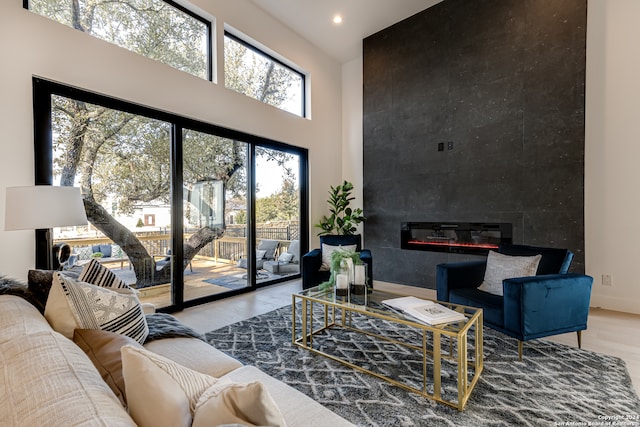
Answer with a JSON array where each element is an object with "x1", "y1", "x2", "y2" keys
[
  {"x1": 28, "y1": 267, "x2": 82, "y2": 312},
  {"x1": 0, "y1": 276, "x2": 44, "y2": 312}
]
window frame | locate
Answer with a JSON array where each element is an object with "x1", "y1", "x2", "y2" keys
[
  {"x1": 32, "y1": 77, "x2": 309, "y2": 312},
  {"x1": 224, "y1": 30, "x2": 307, "y2": 117},
  {"x1": 24, "y1": 0, "x2": 214, "y2": 82}
]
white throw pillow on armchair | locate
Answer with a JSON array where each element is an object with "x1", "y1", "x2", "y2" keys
[
  {"x1": 320, "y1": 243, "x2": 357, "y2": 271},
  {"x1": 477, "y1": 250, "x2": 542, "y2": 296}
]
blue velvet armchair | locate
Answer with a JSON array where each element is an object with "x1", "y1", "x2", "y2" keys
[
  {"x1": 302, "y1": 235, "x2": 373, "y2": 290},
  {"x1": 436, "y1": 244, "x2": 593, "y2": 359}
]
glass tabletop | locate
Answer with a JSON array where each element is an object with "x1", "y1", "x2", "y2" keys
[{"x1": 297, "y1": 285, "x2": 480, "y2": 332}]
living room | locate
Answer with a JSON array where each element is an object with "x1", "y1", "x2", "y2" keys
[{"x1": 1, "y1": 0, "x2": 639, "y2": 425}]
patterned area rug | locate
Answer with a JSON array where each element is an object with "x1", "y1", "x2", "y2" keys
[{"x1": 205, "y1": 305, "x2": 640, "y2": 427}]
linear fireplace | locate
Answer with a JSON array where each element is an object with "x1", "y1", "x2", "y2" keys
[{"x1": 401, "y1": 222, "x2": 512, "y2": 255}]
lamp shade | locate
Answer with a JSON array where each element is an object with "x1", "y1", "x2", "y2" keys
[{"x1": 5, "y1": 186, "x2": 88, "y2": 230}]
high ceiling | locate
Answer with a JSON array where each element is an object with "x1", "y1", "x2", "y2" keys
[{"x1": 249, "y1": 0, "x2": 443, "y2": 64}]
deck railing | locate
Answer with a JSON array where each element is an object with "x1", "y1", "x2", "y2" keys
[{"x1": 55, "y1": 229, "x2": 296, "y2": 265}]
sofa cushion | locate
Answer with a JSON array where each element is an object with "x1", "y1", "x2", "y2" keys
[
  {"x1": 74, "y1": 328, "x2": 143, "y2": 407},
  {"x1": 223, "y1": 366, "x2": 356, "y2": 427},
  {"x1": 477, "y1": 251, "x2": 541, "y2": 296},
  {"x1": 144, "y1": 337, "x2": 243, "y2": 378},
  {"x1": 0, "y1": 330, "x2": 135, "y2": 426},
  {"x1": 45, "y1": 272, "x2": 149, "y2": 344}
]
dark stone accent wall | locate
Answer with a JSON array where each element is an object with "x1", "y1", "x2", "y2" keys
[{"x1": 363, "y1": 0, "x2": 587, "y2": 288}]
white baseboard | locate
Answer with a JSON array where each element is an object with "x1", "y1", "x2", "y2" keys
[{"x1": 590, "y1": 294, "x2": 640, "y2": 315}]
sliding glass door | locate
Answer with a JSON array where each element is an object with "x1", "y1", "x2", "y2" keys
[
  {"x1": 35, "y1": 78, "x2": 307, "y2": 312},
  {"x1": 181, "y1": 130, "x2": 250, "y2": 305},
  {"x1": 255, "y1": 147, "x2": 301, "y2": 283}
]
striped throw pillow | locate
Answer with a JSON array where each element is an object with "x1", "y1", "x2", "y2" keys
[
  {"x1": 46, "y1": 273, "x2": 148, "y2": 344},
  {"x1": 79, "y1": 258, "x2": 129, "y2": 289}
]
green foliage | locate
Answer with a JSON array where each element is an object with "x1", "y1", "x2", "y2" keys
[
  {"x1": 91, "y1": 252, "x2": 103, "y2": 259},
  {"x1": 30, "y1": 0, "x2": 209, "y2": 80},
  {"x1": 136, "y1": 218, "x2": 144, "y2": 227},
  {"x1": 318, "y1": 248, "x2": 363, "y2": 290},
  {"x1": 224, "y1": 36, "x2": 298, "y2": 112},
  {"x1": 235, "y1": 210, "x2": 247, "y2": 224},
  {"x1": 256, "y1": 174, "x2": 299, "y2": 223},
  {"x1": 315, "y1": 181, "x2": 365, "y2": 236}
]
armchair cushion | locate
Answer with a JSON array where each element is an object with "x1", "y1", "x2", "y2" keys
[
  {"x1": 320, "y1": 243, "x2": 357, "y2": 271},
  {"x1": 287, "y1": 240, "x2": 300, "y2": 263},
  {"x1": 278, "y1": 253, "x2": 294, "y2": 263},
  {"x1": 257, "y1": 240, "x2": 279, "y2": 261},
  {"x1": 449, "y1": 287, "x2": 505, "y2": 328},
  {"x1": 477, "y1": 251, "x2": 541, "y2": 296}
]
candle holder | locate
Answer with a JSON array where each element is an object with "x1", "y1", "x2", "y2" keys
[
  {"x1": 349, "y1": 264, "x2": 368, "y2": 305},
  {"x1": 334, "y1": 261, "x2": 351, "y2": 298}
]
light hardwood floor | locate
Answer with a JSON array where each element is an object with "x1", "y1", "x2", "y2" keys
[{"x1": 173, "y1": 279, "x2": 640, "y2": 395}]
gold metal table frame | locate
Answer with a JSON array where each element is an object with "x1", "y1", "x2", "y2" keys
[{"x1": 292, "y1": 286, "x2": 483, "y2": 411}]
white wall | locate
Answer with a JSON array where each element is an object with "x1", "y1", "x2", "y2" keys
[
  {"x1": 585, "y1": 0, "x2": 640, "y2": 314},
  {"x1": 0, "y1": 0, "x2": 342, "y2": 280},
  {"x1": 341, "y1": 0, "x2": 640, "y2": 314}
]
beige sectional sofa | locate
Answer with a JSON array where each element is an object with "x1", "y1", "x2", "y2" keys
[{"x1": 0, "y1": 293, "x2": 354, "y2": 426}]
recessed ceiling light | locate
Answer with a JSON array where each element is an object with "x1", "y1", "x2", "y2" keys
[{"x1": 332, "y1": 15, "x2": 343, "y2": 24}]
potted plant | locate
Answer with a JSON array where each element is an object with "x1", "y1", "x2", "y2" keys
[
  {"x1": 315, "y1": 180, "x2": 365, "y2": 236},
  {"x1": 319, "y1": 247, "x2": 364, "y2": 291}
]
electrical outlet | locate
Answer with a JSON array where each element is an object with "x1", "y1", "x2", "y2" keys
[{"x1": 602, "y1": 274, "x2": 612, "y2": 287}]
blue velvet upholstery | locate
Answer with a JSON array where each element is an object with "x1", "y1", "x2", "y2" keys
[
  {"x1": 302, "y1": 235, "x2": 373, "y2": 290},
  {"x1": 437, "y1": 244, "x2": 593, "y2": 355}
]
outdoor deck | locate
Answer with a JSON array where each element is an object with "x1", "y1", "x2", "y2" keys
[{"x1": 103, "y1": 257, "x2": 297, "y2": 308}]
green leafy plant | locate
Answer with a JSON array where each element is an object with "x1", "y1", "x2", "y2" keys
[
  {"x1": 315, "y1": 181, "x2": 365, "y2": 236},
  {"x1": 319, "y1": 248, "x2": 363, "y2": 290},
  {"x1": 91, "y1": 252, "x2": 103, "y2": 259}
]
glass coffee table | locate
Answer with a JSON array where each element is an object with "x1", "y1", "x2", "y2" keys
[{"x1": 292, "y1": 286, "x2": 483, "y2": 410}]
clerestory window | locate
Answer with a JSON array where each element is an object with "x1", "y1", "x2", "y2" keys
[
  {"x1": 224, "y1": 30, "x2": 305, "y2": 117},
  {"x1": 25, "y1": 0, "x2": 212, "y2": 80}
]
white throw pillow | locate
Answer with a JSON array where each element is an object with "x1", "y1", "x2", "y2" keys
[
  {"x1": 45, "y1": 273, "x2": 149, "y2": 344},
  {"x1": 192, "y1": 380, "x2": 286, "y2": 427},
  {"x1": 121, "y1": 345, "x2": 218, "y2": 427},
  {"x1": 121, "y1": 345, "x2": 285, "y2": 427},
  {"x1": 477, "y1": 251, "x2": 542, "y2": 296},
  {"x1": 320, "y1": 243, "x2": 357, "y2": 271}
]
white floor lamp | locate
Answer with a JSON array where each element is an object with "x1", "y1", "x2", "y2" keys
[{"x1": 4, "y1": 185, "x2": 88, "y2": 269}]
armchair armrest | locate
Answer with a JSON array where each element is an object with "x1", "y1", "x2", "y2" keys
[
  {"x1": 436, "y1": 261, "x2": 486, "y2": 302},
  {"x1": 503, "y1": 273, "x2": 593, "y2": 340},
  {"x1": 302, "y1": 249, "x2": 323, "y2": 289}
]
